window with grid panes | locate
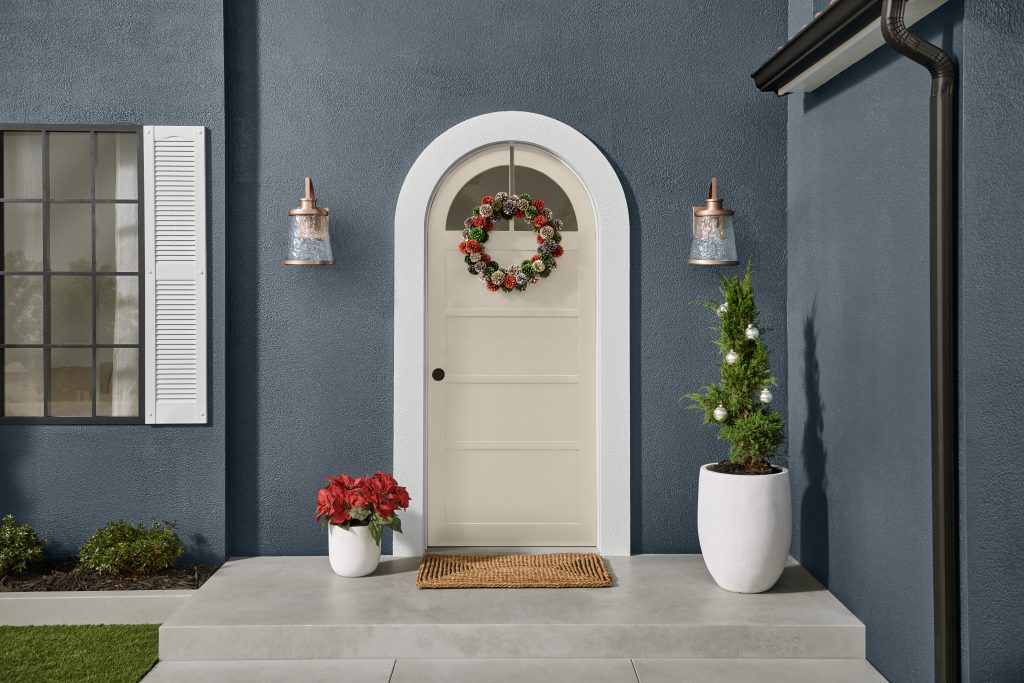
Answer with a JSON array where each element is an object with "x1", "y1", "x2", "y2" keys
[{"x1": 1, "y1": 126, "x2": 143, "y2": 423}]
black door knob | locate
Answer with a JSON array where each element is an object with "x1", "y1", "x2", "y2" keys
[{"x1": 432, "y1": 368, "x2": 445, "y2": 381}]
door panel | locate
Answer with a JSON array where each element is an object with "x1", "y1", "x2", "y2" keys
[
  {"x1": 445, "y1": 317, "x2": 579, "y2": 376},
  {"x1": 427, "y1": 144, "x2": 596, "y2": 547},
  {"x1": 444, "y1": 383, "x2": 580, "y2": 442},
  {"x1": 443, "y1": 449, "x2": 580, "y2": 524}
]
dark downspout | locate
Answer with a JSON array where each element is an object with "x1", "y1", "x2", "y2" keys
[{"x1": 880, "y1": 1, "x2": 959, "y2": 681}]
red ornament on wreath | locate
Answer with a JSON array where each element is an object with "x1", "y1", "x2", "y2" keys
[{"x1": 456, "y1": 191, "x2": 566, "y2": 293}]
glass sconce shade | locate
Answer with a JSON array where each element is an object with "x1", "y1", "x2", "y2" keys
[
  {"x1": 285, "y1": 177, "x2": 334, "y2": 265},
  {"x1": 688, "y1": 177, "x2": 738, "y2": 266},
  {"x1": 689, "y1": 213, "x2": 736, "y2": 263},
  {"x1": 287, "y1": 213, "x2": 332, "y2": 262}
]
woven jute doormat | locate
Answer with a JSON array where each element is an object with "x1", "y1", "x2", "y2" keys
[{"x1": 415, "y1": 552, "x2": 612, "y2": 589}]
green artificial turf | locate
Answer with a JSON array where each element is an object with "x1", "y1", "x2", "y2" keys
[{"x1": 0, "y1": 624, "x2": 159, "y2": 683}]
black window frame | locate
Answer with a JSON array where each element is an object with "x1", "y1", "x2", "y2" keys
[{"x1": 0, "y1": 123, "x2": 145, "y2": 425}]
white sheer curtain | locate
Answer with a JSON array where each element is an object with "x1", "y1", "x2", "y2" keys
[
  {"x1": 110, "y1": 134, "x2": 138, "y2": 416},
  {"x1": 3, "y1": 132, "x2": 45, "y2": 415}
]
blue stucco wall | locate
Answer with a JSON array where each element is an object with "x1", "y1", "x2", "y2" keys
[
  {"x1": 0, "y1": 0, "x2": 228, "y2": 563},
  {"x1": 1, "y1": 1, "x2": 788, "y2": 560},
  {"x1": 788, "y1": 1, "x2": 1024, "y2": 681},
  {"x1": 958, "y1": 3, "x2": 1024, "y2": 681},
  {"x1": 785, "y1": 37, "x2": 936, "y2": 680},
  {"x1": 223, "y1": 0, "x2": 790, "y2": 556},
  {"x1": 786, "y1": 2, "x2": 957, "y2": 680}
]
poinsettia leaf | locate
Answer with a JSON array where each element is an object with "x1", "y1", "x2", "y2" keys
[
  {"x1": 349, "y1": 505, "x2": 371, "y2": 521},
  {"x1": 384, "y1": 514, "x2": 402, "y2": 534},
  {"x1": 368, "y1": 519, "x2": 383, "y2": 545}
]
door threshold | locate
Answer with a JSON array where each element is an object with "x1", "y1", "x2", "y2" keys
[{"x1": 425, "y1": 546, "x2": 601, "y2": 555}]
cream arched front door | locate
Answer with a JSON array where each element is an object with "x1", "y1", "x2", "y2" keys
[{"x1": 425, "y1": 144, "x2": 597, "y2": 547}]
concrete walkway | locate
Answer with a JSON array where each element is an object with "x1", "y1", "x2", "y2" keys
[{"x1": 146, "y1": 657, "x2": 886, "y2": 682}]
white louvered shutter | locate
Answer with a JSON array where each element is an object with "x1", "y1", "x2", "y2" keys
[{"x1": 143, "y1": 126, "x2": 207, "y2": 424}]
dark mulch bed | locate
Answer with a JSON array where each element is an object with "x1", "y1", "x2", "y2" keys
[{"x1": 0, "y1": 559, "x2": 219, "y2": 592}]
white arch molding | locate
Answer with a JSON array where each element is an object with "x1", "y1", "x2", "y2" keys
[{"x1": 392, "y1": 111, "x2": 630, "y2": 556}]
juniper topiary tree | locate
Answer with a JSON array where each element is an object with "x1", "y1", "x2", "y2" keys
[{"x1": 688, "y1": 262, "x2": 785, "y2": 473}]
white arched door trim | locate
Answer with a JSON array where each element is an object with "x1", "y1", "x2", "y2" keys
[{"x1": 393, "y1": 111, "x2": 630, "y2": 556}]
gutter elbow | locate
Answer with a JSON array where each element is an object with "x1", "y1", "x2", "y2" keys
[
  {"x1": 881, "y1": 0, "x2": 956, "y2": 90},
  {"x1": 880, "y1": 12, "x2": 907, "y2": 49}
]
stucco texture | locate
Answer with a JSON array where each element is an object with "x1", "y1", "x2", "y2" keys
[
  {"x1": 785, "y1": 2, "x2": 961, "y2": 679},
  {"x1": 224, "y1": 0, "x2": 789, "y2": 557},
  {"x1": 0, "y1": 0, "x2": 228, "y2": 563},
  {"x1": 785, "y1": 38, "x2": 937, "y2": 678},
  {"x1": 0, "y1": 1, "x2": 788, "y2": 561},
  {"x1": 958, "y1": 3, "x2": 1024, "y2": 681},
  {"x1": 787, "y1": 0, "x2": 1024, "y2": 681}
]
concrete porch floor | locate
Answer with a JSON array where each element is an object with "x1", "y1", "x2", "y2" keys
[{"x1": 147, "y1": 555, "x2": 885, "y2": 681}]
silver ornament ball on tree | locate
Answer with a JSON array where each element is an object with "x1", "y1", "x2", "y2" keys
[
  {"x1": 745, "y1": 324, "x2": 760, "y2": 340},
  {"x1": 718, "y1": 302, "x2": 728, "y2": 316},
  {"x1": 725, "y1": 349, "x2": 739, "y2": 365},
  {"x1": 759, "y1": 388, "x2": 773, "y2": 404},
  {"x1": 713, "y1": 405, "x2": 728, "y2": 421}
]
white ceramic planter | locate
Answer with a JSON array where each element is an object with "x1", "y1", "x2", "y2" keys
[
  {"x1": 327, "y1": 524, "x2": 381, "y2": 577},
  {"x1": 697, "y1": 463, "x2": 791, "y2": 593}
]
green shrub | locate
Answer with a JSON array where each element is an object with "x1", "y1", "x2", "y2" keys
[
  {"x1": 0, "y1": 515, "x2": 46, "y2": 575},
  {"x1": 78, "y1": 518, "x2": 183, "y2": 575}
]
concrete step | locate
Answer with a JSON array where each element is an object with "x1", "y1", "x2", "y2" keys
[
  {"x1": 145, "y1": 658, "x2": 886, "y2": 683},
  {"x1": 159, "y1": 555, "x2": 866, "y2": 661}
]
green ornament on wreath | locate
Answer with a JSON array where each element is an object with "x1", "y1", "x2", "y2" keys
[{"x1": 457, "y1": 191, "x2": 566, "y2": 293}]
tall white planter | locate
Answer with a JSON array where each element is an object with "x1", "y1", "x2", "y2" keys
[
  {"x1": 327, "y1": 524, "x2": 381, "y2": 577},
  {"x1": 697, "y1": 464, "x2": 791, "y2": 593}
]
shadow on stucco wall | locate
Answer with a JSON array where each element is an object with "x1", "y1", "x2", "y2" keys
[
  {"x1": 802, "y1": 45, "x2": 901, "y2": 115},
  {"x1": 0, "y1": 428, "x2": 30, "y2": 524},
  {"x1": 800, "y1": 304, "x2": 829, "y2": 585},
  {"x1": 224, "y1": 0, "x2": 262, "y2": 556}
]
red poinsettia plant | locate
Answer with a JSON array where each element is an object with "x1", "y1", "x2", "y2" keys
[{"x1": 315, "y1": 472, "x2": 411, "y2": 545}]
